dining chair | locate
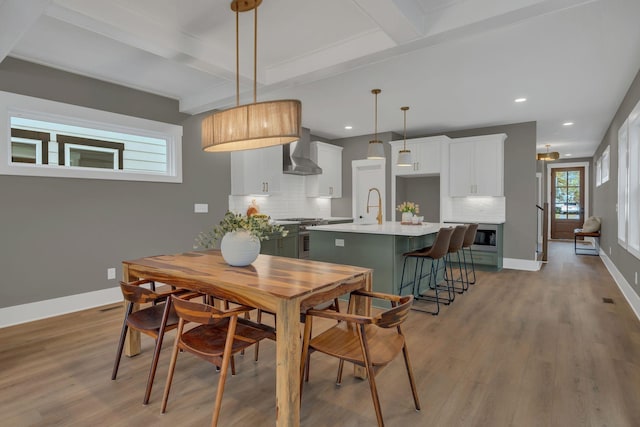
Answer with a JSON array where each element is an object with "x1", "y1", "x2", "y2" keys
[
  {"x1": 253, "y1": 297, "x2": 340, "y2": 363},
  {"x1": 161, "y1": 295, "x2": 275, "y2": 427},
  {"x1": 111, "y1": 279, "x2": 188, "y2": 405},
  {"x1": 300, "y1": 290, "x2": 420, "y2": 427}
]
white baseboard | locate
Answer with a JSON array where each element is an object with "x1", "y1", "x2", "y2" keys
[
  {"x1": 503, "y1": 257, "x2": 542, "y2": 271},
  {"x1": 599, "y1": 251, "x2": 640, "y2": 322},
  {"x1": 0, "y1": 286, "x2": 122, "y2": 328}
]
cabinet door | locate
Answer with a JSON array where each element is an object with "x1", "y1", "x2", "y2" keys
[
  {"x1": 231, "y1": 146, "x2": 282, "y2": 195},
  {"x1": 306, "y1": 142, "x2": 342, "y2": 198},
  {"x1": 449, "y1": 140, "x2": 475, "y2": 196},
  {"x1": 448, "y1": 135, "x2": 504, "y2": 196},
  {"x1": 412, "y1": 139, "x2": 441, "y2": 175},
  {"x1": 279, "y1": 234, "x2": 299, "y2": 258},
  {"x1": 474, "y1": 137, "x2": 503, "y2": 196}
]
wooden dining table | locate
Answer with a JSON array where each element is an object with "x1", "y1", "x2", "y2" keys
[{"x1": 122, "y1": 249, "x2": 372, "y2": 427}]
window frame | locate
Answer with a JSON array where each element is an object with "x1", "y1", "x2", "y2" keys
[
  {"x1": 1, "y1": 90, "x2": 182, "y2": 183},
  {"x1": 618, "y1": 99, "x2": 640, "y2": 260}
]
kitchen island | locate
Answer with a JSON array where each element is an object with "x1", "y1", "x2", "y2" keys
[{"x1": 308, "y1": 221, "x2": 445, "y2": 295}]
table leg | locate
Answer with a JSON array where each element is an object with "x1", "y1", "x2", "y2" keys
[
  {"x1": 275, "y1": 298, "x2": 301, "y2": 427},
  {"x1": 353, "y1": 271, "x2": 372, "y2": 379},
  {"x1": 122, "y1": 263, "x2": 141, "y2": 357}
]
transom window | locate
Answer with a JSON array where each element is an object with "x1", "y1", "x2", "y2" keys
[{"x1": 1, "y1": 91, "x2": 182, "y2": 183}]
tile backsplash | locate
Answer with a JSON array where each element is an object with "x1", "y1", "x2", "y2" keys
[{"x1": 228, "y1": 174, "x2": 332, "y2": 219}]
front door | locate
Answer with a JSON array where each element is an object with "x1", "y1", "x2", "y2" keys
[{"x1": 551, "y1": 166, "x2": 585, "y2": 239}]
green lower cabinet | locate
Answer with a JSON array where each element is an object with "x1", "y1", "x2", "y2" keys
[
  {"x1": 309, "y1": 231, "x2": 437, "y2": 297},
  {"x1": 260, "y1": 224, "x2": 299, "y2": 258}
]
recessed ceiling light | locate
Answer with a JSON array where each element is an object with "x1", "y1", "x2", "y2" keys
[
  {"x1": 514, "y1": 97, "x2": 527, "y2": 103},
  {"x1": 344, "y1": 125, "x2": 353, "y2": 130},
  {"x1": 565, "y1": 153, "x2": 572, "y2": 157},
  {"x1": 563, "y1": 122, "x2": 574, "y2": 126}
]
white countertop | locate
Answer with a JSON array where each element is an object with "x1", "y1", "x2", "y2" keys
[{"x1": 307, "y1": 221, "x2": 447, "y2": 237}]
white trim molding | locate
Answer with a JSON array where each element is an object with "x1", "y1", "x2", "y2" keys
[
  {"x1": 503, "y1": 257, "x2": 542, "y2": 271},
  {"x1": 0, "y1": 286, "x2": 122, "y2": 328},
  {"x1": 600, "y1": 250, "x2": 640, "y2": 322}
]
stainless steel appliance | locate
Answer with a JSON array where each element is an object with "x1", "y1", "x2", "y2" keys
[
  {"x1": 472, "y1": 224, "x2": 498, "y2": 252},
  {"x1": 278, "y1": 218, "x2": 328, "y2": 258}
]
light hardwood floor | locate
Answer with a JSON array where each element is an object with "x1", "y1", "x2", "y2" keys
[{"x1": 1, "y1": 241, "x2": 639, "y2": 426}]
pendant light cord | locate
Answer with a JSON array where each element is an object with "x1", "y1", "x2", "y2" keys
[
  {"x1": 235, "y1": 3, "x2": 259, "y2": 106},
  {"x1": 253, "y1": 6, "x2": 257, "y2": 104},
  {"x1": 235, "y1": 5, "x2": 239, "y2": 106},
  {"x1": 403, "y1": 109, "x2": 407, "y2": 149}
]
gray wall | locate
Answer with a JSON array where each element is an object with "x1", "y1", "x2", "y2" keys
[
  {"x1": 593, "y1": 67, "x2": 640, "y2": 297},
  {"x1": 333, "y1": 122, "x2": 537, "y2": 262},
  {"x1": 395, "y1": 176, "x2": 441, "y2": 222},
  {"x1": 0, "y1": 58, "x2": 231, "y2": 308}
]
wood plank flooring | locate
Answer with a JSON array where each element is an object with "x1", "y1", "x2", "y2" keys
[{"x1": 1, "y1": 241, "x2": 639, "y2": 426}]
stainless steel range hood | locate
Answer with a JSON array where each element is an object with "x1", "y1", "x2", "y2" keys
[{"x1": 283, "y1": 127, "x2": 322, "y2": 175}]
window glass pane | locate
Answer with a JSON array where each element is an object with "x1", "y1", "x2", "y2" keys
[
  {"x1": 10, "y1": 117, "x2": 166, "y2": 173},
  {"x1": 568, "y1": 171, "x2": 580, "y2": 186},
  {"x1": 11, "y1": 141, "x2": 38, "y2": 163}
]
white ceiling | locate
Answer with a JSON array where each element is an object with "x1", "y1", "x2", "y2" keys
[{"x1": 2, "y1": 0, "x2": 640, "y2": 158}]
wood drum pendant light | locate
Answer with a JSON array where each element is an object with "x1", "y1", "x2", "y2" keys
[
  {"x1": 367, "y1": 89, "x2": 385, "y2": 159},
  {"x1": 201, "y1": 0, "x2": 301, "y2": 152},
  {"x1": 397, "y1": 106, "x2": 412, "y2": 166}
]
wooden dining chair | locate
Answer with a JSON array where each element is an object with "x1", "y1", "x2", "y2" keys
[
  {"x1": 253, "y1": 297, "x2": 340, "y2": 362},
  {"x1": 161, "y1": 295, "x2": 275, "y2": 427},
  {"x1": 111, "y1": 279, "x2": 188, "y2": 405},
  {"x1": 300, "y1": 290, "x2": 420, "y2": 427}
]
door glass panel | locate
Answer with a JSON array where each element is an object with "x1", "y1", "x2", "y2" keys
[{"x1": 554, "y1": 169, "x2": 582, "y2": 220}]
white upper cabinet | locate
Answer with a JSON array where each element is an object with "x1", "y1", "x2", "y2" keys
[
  {"x1": 448, "y1": 133, "x2": 506, "y2": 197},
  {"x1": 390, "y1": 136, "x2": 445, "y2": 177},
  {"x1": 306, "y1": 141, "x2": 343, "y2": 198},
  {"x1": 231, "y1": 145, "x2": 282, "y2": 195}
]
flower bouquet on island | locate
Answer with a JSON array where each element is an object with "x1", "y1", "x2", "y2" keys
[{"x1": 397, "y1": 201, "x2": 420, "y2": 224}]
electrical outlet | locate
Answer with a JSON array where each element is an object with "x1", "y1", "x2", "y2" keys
[
  {"x1": 107, "y1": 268, "x2": 116, "y2": 280},
  {"x1": 194, "y1": 203, "x2": 208, "y2": 213},
  {"x1": 335, "y1": 239, "x2": 345, "y2": 247}
]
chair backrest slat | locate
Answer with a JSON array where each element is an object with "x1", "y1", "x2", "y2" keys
[
  {"x1": 171, "y1": 296, "x2": 223, "y2": 324},
  {"x1": 120, "y1": 281, "x2": 158, "y2": 304},
  {"x1": 375, "y1": 295, "x2": 413, "y2": 328}
]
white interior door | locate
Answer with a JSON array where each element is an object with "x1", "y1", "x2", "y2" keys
[{"x1": 352, "y1": 159, "x2": 386, "y2": 224}]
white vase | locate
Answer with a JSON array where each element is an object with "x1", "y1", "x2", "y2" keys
[
  {"x1": 401, "y1": 212, "x2": 413, "y2": 223},
  {"x1": 220, "y1": 230, "x2": 261, "y2": 266}
]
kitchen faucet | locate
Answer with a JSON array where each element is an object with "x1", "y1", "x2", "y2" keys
[{"x1": 366, "y1": 187, "x2": 383, "y2": 225}]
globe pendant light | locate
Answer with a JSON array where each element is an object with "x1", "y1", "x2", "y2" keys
[
  {"x1": 367, "y1": 89, "x2": 385, "y2": 159},
  {"x1": 201, "y1": 0, "x2": 302, "y2": 152},
  {"x1": 397, "y1": 106, "x2": 413, "y2": 166}
]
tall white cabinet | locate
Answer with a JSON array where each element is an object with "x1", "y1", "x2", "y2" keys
[
  {"x1": 306, "y1": 141, "x2": 343, "y2": 198},
  {"x1": 231, "y1": 145, "x2": 282, "y2": 195},
  {"x1": 448, "y1": 134, "x2": 506, "y2": 197}
]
